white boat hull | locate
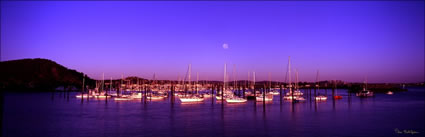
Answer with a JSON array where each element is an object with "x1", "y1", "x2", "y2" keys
[
  {"x1": 285, "y1": 92, "x2": 303, "y2": 96},
  {"x1": 270, "y1": 92, "x2": 280, "y2": 95},
  {"x1": 356, "y1": 92, "x2": 374, "y2": 97},
  {"x1": 180, "y1": 97, "x2": 204, "y2": 102},
  {"x1": 225, "y1": 98, "x2": 247, "y2": 103},
  {"x1": 315, "y1": 96, "x2": 327, "y2": 101},
  {"x1": 131, "y1": 93, "x2": 143, "y2": 99},
  {"x1": 94, "y1": 95, "x2": 111, "y2": 98},
  {"x1": 147, "y1": 96, "x2": 165, "y2": 100},
  {"x1": 256, "y1": 96, "x2": 273, "y2": 102},
  {"x1": 76, "y1": 94, "x2": 92, "y2": 98},
  {"x1": 114, "y1": 97, "x2": 133, "y2": 101}
]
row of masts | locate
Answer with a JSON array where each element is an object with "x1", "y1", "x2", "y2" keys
[
  {"x1": 83, "y1": 74, "x2": 340, "y2": 94},
  {"x1": 79, "y1": 56, "x2": 366, "y2": 102}
]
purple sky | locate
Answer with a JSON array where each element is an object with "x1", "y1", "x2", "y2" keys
[{"x1": 1, "y1": 1, "x2": 424, "y2": 83}]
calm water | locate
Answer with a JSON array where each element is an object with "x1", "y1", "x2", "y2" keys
[{"x1": 2, "y1": 88, "x2": 424, "y2": 137}]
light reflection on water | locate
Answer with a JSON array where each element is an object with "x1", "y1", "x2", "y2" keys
[{"x1": 2, "y1": 88, "x2": 424, "y2": 137}]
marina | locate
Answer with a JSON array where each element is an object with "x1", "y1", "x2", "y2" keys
[
  {"x1": 2, "y1": 87, "x2": 424, "y2": 137},
  {"x1": 72, "y1": 57, "x2": 371, "y2": 105}
]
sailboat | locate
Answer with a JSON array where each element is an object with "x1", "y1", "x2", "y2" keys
[
  {"x1": 179, "y1": 64, "x2": 204, "y2": 103},
  {"x1": 94, "y1": 73, "x2": 112, "y2": 98},
  {"x1": 147, "y1": 73, "x2": 166, "y2": 100},
  {"x1": 216, "y1": 66, "x2": 230, "y2": 101},
  {"x1": 268, "y1": 73, "x2": 280, "y2": 95},
  {"x1": 293, "y1": 70, "x2": 305, "y2": 101},
  {"x1": 128, "y1": 78, "x2": 143, "y2": 99},
  {"x1": 314, "y1": 70, "x2": 327, "y2": 101},
  {"x1": 356, "y1": 88, "x2": 374, "y2": 97},
  {"x1": 244, "y1": 72, "x2": 256, "y2": 99},
  {"x1": 114, "y1": 75, "x2": 133, "y2": 101},
  {"x1": 283, "y1": 57, "x2": 305, "y2": 101},
  {"x1": 224, "y1": 64, "x2": 247, "y2": 103},
  {"x1": 315, "y1": 94, "x2": 327, "y2": 101},
  {"x1": 76, "y1": 76, "x2": 93, "y2": 98},
  {"x1": 356, "y1": 78, "x2": 374, "y2": 97},
  {"x1": 108, "y1": 77, "x2": 119, "y2": 97},
  {"x1": 256, "y1": 72, "x2": 273, "y2": 102},
  {"x1": 284, "y1": 68, "x2": 303, "y2": 96}
]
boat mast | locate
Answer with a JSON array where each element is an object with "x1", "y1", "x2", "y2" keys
[
  {"x1": 102, "y1": 73, "x2": 104, "y2": 93},
  {"x1": 288, "y1": 56, "x2": 295, "y2": 101},
  {"x1": 177, "y1": 73, "x2": 180, "y2": 92},
  {"x1": 224, "y1": 63, "x2": 226, "y2": 91},
  {"x1": 183, "y1": 67, "x2": 186, "y2": 96},
  {"x1": 296, "y1": 69, "x2": 299, "y2": 90},
  {"x1": 316, "y1": 70, "x2": 320, "y2": 94},
  {"x1": 121, "y1": 74, "x2": 123, "y2": 96},
  {"x1": 188, "y1": 64, "x2": 191, "y2": 94},
  {"x1": 288, "y1": 56, "x2": 292, "y2": 93},
  {"x1": 268, "y1": 72, "x2": 271, "y2": 91},
  {"x1": 196, "y1": 72, "x2": 199, "y2": 94},
  {"x1": 233, "y1": 64, "x2": 236, "y2": 91},
  {"x1": 365, "y1": 76, "x2": 368, "y2": 91},
  {"x1": 253, "y1": 71, "x2": 256, "y2": 93},
  {"x1": 151, "y1": 72, "x2": 156, "y2": 92},
  {"x1": 247, "y1": 71, "x2": 250, "y2": 90}
]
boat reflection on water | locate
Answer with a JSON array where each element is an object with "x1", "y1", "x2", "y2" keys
[
  {"x1": 225, "y1": 102, "x2": 249, "y2": 106},
  {"x1": 113, "y1": 97, "x2": 133, "y2": 101},
  {"x1": 180, "y1": 101, "x2": 204, "y2": 105},
  {"x1": 333, "y1": 95, "x2": 343, "y2": 99},
  {"x1": 256, "y1": 101, "x2": 274, "y2": 105}
]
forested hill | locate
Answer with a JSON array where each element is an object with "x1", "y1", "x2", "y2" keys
[{"x1": 0, "y1": 58, "x2": 95, "y2": 91}]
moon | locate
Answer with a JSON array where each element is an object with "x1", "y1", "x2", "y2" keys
[{"x1": 222, "y1": 43, "x2": 229, "y2": 49}]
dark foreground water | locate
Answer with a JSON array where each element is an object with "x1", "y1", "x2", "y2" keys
[{"x1": 2, "y1": 88, "x2": 424, "y2": 137}]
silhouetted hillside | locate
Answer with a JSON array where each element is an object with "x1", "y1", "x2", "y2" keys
[{"x1": 0, "y1": 58, "x2": 95, "y2": 91}]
